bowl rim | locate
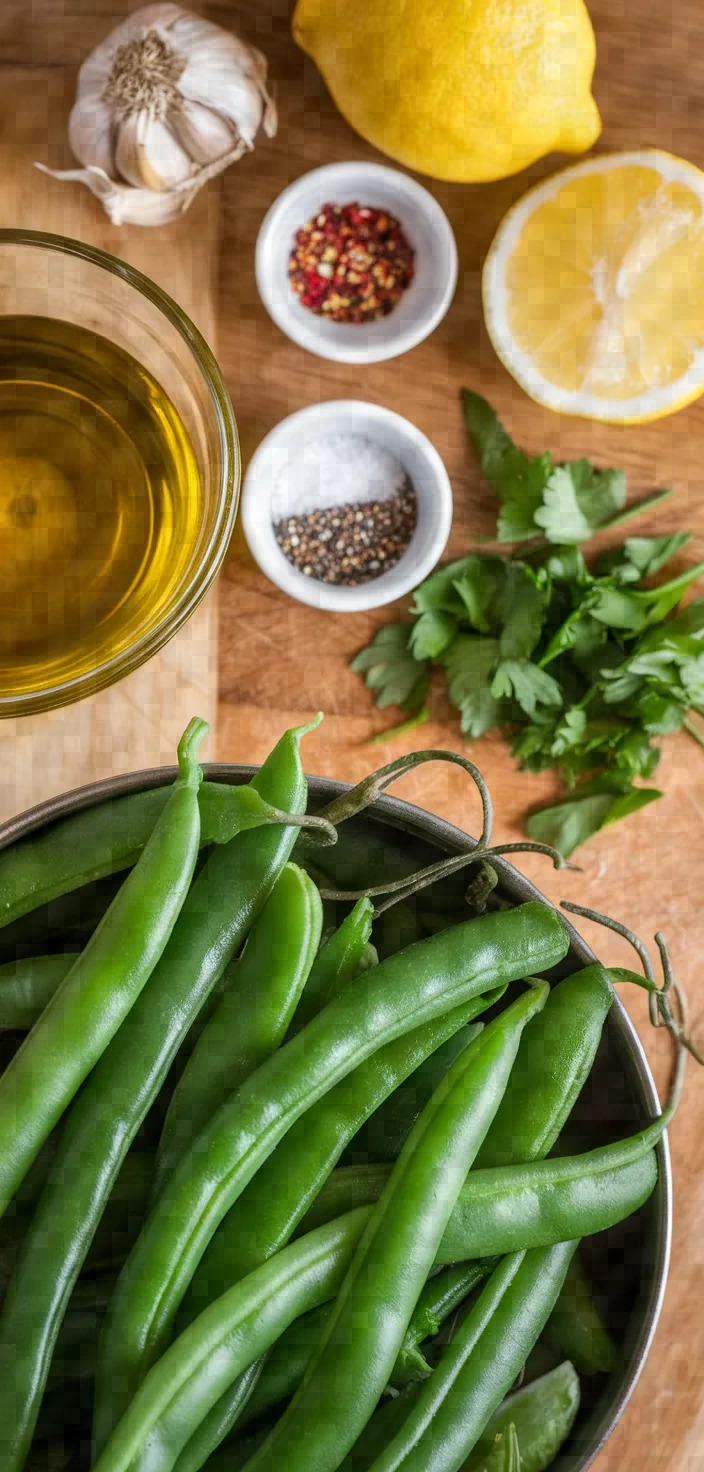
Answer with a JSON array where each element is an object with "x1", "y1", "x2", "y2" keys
[
  {"x1": 0, "y1": 227, "x2": 240, "y2": 717},
  {"x1": 0, "y1": 762, "x2": 672, "y2": 1470},
  {"x1": 254, "y1": 160, "x2": 459, "y2": 364},
  {"x1": 240, "y1": 398, "x2": 454, "y2": 612}
]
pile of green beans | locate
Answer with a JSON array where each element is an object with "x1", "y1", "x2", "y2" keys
[{"x1": 0, "y1": 716, "x2": 683, "y2": 1472}]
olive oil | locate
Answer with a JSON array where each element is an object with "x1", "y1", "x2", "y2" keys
[{"x1": 0, "y1": 316, "x2": 202, "y2": 703}]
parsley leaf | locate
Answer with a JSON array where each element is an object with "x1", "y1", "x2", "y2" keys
[
  {"x1": 351, "y1": 398, "x2": 704, "y2": 857},
  {"x1": 526, "y1": 782, "x2": 662, "y2": 858},
  {"x1": 409, "y1": 611, "x2": 457, "y2": 661},
  {"x1": 461, "y1": 390, "x2": 553, "y2": 541},
  {"x1": 411, "y1": 559, "x2": 473, "y2": 617},
  {"x1": 498, "y1": 563, "x2": 548, "y2": 660},
  {"x1": 462, "y1": 391, "x2": 671, "y2": 547},
  {"x1": 599, "y1": 532, "x2": 691, "y2": 583},
  {"x1": 452, "y1": 556, "x2": 507, "y2": 631},
  {"x1": 571, "y1": 460, "x2": 626, "y2": 527},
  {"x1": 461, "y1": 390, "x2": 515, "y2": 484},
  {"x1": 534, "y1": 466, "x2": 595, "y2": 544},
  {"x1": 535, "y1": 459, "x2": 626, "y2": 545},
  {"x1": 633, "y1": 690, "x2": 685, "y2": 735},
  {"x1": 681, "y1": 653, "x2": 704, "y2": 707},
  {"x1": 495, "y1": 455, "x2": 553, "y2": 543},
  {"x1": 350, "y1": 625, "x2": 429, "y2": 712},
  {"x1": 441, "y1": 636, "x2": 502, "y2": 738},
  {"x1": 490, "y1": 660, "x2": 562, "y2": 721},
  {"x1": 544, "y1": 546, "x2": 591, "y2": 584}
]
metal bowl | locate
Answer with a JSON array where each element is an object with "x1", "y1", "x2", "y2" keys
[{"x1": 0, "y1": 765, "x2": 672, "y2": 1472}]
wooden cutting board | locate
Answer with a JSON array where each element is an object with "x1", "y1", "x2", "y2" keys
[
  {"x1": 215, "y1": 5, "x2": 704, "y2": 1470},
  {"x1": 0, "y1": 64, "x2": 222, "y2": 820}
]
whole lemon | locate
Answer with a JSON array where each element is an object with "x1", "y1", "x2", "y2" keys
[{"x1": 292, "y1": 0, "x2": 602, "y2": 183}]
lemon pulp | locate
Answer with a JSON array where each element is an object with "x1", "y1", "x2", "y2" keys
[{"x1": 483, "y1": 150, "x2": 704, "y2": 423}]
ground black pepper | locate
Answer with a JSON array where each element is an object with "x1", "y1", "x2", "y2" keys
[{"x1": 274, "y1": 481, "x2": 417, "y2": 586}]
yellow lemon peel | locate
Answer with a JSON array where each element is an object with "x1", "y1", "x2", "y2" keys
[{"x1": 292, "y1": 0, "x2": 601, "y2": 183}]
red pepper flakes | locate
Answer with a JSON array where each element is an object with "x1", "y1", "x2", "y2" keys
[{"x1": 288, "y1": 201, "x2": 415, "y2": 324}]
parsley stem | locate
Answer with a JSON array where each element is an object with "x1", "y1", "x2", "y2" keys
[
  {"x1": 596, "y1": 486, "x2": 673, "y2": 534},
  {"x1": 640, "y1": 558, "x2": 704, "y2": 604},
  {"x1": 366, "y1": 708, "x2": 430, "y2": 745}
]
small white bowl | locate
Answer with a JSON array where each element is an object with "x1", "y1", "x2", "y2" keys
[
  {"x1": 241, "y1": 400, "x2": 453, "y2": 613},
  {"x1": 255, "y1": 162, "x2": 458, "y2": 364}
]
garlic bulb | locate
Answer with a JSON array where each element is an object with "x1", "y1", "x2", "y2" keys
[{"x1": 37, "y1": 4, "x2": 277, "y2": 226}]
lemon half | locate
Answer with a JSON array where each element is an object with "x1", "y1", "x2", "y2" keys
[{"x1": 483, "y1": 149, "x2": 704, "y2": 423}]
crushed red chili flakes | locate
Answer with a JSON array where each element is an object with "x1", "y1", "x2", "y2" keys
[{"x1": 288, "y1": 201, "x2": 415, "y2": 323}]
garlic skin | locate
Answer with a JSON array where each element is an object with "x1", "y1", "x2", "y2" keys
[{"x1": 37, "y1": 3, "x2": 277, "y2": 225}]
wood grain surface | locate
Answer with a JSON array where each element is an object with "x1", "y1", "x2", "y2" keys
[
  {"x1": 1, "y1": 0, "x2": 703, "y2": 1466},
  {"x1": 211, "y1": 4, "x2": 704, "y2": 1468},
  {"x1": 0, "y1": 52, "x2": 221, "y2": 820}
]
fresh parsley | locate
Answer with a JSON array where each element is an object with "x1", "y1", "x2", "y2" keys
[
  {"x1": 462, "y1": 390, "x2": 673, "y2": 545},
  {"x1": 351, "y1": 393, "x2": 704, "y2": 857}
]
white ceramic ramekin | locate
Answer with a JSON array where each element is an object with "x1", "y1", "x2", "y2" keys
[
  {"x1": 255, "y1": 162, "x2": 458, "y2": 365},
  {"x1": 241, "y1": 399, "x2": 453, "y2": 613}
]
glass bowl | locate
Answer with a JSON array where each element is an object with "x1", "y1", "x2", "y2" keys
[{"x1": 0, "y1": 229, "x2": 238, "y2": 717}]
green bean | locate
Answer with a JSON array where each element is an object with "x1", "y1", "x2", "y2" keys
[
  {"x1": 154, "y1": 864, "x2": 323, "y2": 1190},
  {"x1": 543, "y1": 1254, "x2": 616, "y2": 1375},
  {"x1": 461, "y1": 1361, "x2": 581, "y2": 1472},
  {"x1": 171, "y1": 1263, "x2": 493, "y2": 1470},
  {"x1": 172, "y1": 1358, "x2": 266, "y2": 1472},
  {"x1": 88, "y1": 1111, "x2": 650, "y2": 1472},
  {"x1": 94, "y1": 902, "x2": 568, "y2": 1447},
  {"x1": 351, "y1": 1027, "x2": 488, "y2": 1165},
  {"x1": 0, "y1": 956, "x2": 79, "y2": 1031},
  {"x1": 0, "y1": 719, "x2": 315, "y2": 1471},
  {"x1": 293, "y1": 898, "x2": 374, "y2": 1025},
  {"x1": 233, "y1": 1304, "x2": 333, "y2": 1433},
  {"x1": 94, "y1": 985, "x2": 547, "y2": 1472},
  {"x1": 296, "y1": 1163, "x2": 392, "y2": 1234},
  {"x1": 299, "y1": 1133, "x2": 659, "y2": 1261},
  {"x1": 0, "y1": 718, "x2": 208, "y2": 1218},
  {"x1": 224, "y1": 1268, "x2": 492, "y2": 1451},
  {"x1": 437, "y1": 1143, "x2": 658, "y2": 1263},
  {"x1": 336, "y1": 1387, "x2": 419, "y2": 1471},
  {"x1": 92, "y1": 1209, "x2": 371, "y2": 1472},
  {"x1": 242, "y1": 985, "x2": 550, "y2": 1472},
  {"x1": 0, "y1": 780, "x2": 323, "y2": 934},
  {"x1": 474, "y1": 966, "x2": 614, "y2": 1169},
  {"x1": 469, "y1": 966, "x2": 616, "y2": 1383},
  {"x1": 181, "y1": 1012, "x2": 491, "y2": 1323},
  {"x1": 369, "y1": 1243, "x2": 578, "y2": 1472},
  {"x1": 177, "y1": 1014, "x2": 491, "y2": 1459}
]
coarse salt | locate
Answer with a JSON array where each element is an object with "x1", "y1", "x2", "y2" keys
[{"x1": 269, "y1": 434, "x2": 408, "y2": 521}]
